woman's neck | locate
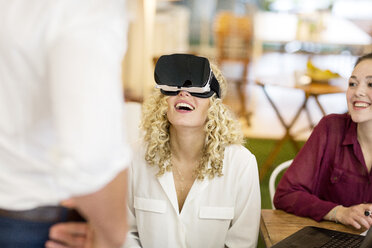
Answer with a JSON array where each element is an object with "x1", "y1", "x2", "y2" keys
[
  {"x1": 169, "y1": 125, "x2": 206, "y2": 212},
  {"x1": 357, "y1": 122, "x2": 372, "y2": 144},
  {"x1": 169, "y1": 125, "x2": 205, "y2": 162},
  {"x1": 357, "y1": 122, "x2": 372, "y2": 172}
]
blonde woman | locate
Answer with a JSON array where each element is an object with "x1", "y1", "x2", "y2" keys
[
  {"x1": 124, "y1": 54, "x2": 260, "y2": 248},
  {"x1": 46, "y1": 54, "x2": 260, "y2": 248}
]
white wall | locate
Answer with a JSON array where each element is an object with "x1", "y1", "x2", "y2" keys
[{"x1": 122, "y1": 2, "x2": 190, "y2": 100}]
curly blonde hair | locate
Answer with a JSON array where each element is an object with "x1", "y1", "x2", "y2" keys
[{"x1": 141, "y1": 64, "x2": 243, "y2": 180}]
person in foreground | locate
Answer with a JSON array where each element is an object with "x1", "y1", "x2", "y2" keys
[
  {"x1": 0, "y1": 1, "x2": 130, "y2": 247},
  {"x1": 48, "y1": 53, "x2": 261, "y2": 248},
  {"x1": 274, "y1": 52, "x2": 372, "y2": 230}
]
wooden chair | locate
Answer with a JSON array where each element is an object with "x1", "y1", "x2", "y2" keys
[{"x1": 214, "y1": 11, "x2": 254, "y2": 125}]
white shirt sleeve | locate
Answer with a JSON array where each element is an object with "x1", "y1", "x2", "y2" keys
[
  {"x1": 47, "y1": 0, "x2": 131, "y2": 197},
  {"x1": 225, "y1": 147, "x2": 261, "y2": 248}
]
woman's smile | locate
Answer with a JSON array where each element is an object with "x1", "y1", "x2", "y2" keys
[{"x1": 175, "y1": 100, "x2": 195, "y2": 112}]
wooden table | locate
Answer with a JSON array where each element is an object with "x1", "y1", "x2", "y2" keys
[
  {"x1": 260, "y1": 209, "x2": 363, "y2": 247},
  {"x1": 255, "y1": 76, "x2": 346, "y2": 180}
]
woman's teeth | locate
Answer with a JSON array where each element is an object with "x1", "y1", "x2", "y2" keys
[
  {"x1": 176, "y1": 102, "x2": 194, "y2": 110},
  {"x1": 354, "y1": 102, "x2": 370, "y2": 108}
]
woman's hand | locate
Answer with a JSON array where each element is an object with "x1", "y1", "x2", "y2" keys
[
  {"x1": 45, "y1": 222, "x2": 93, "y2": 248},
  {"x1": 335, "y1": 204, "x2": 372, "y2": 230}
]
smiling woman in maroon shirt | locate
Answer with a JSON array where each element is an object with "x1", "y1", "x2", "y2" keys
[{"x1": 274, "y1": 53, "x2": 372, "y2": 230}]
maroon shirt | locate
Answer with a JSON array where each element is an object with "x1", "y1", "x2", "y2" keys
[{"x1": 274, "y1": 113, "x2": 372, "y2": 221}]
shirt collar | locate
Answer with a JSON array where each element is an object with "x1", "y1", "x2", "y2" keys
[{"x1": 342, "y1": 115, "x2": 358, "y2": 146}]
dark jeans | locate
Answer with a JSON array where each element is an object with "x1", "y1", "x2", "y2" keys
[{"x1": 0, "y1": 206, "x2": 85, "y2": 248}]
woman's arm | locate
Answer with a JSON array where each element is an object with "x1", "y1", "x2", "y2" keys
[
  {"x1": 225, "y1": 150, "x2": 261, "y2": 248},
  {"x1": 273, "y1": 116, "x2": 337, "y2": 221},
  {"x1": 324, "y1": 204, "x2": 372, "y2": 229}
]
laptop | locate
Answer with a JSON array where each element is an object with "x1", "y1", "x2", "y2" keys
[{"x1": 271, "y1": 226, "x2": 372, "y2": 248}]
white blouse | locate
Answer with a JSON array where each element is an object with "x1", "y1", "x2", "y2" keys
[{"x1": 124, "y1": 144, "x2": 261, "y2": 248}]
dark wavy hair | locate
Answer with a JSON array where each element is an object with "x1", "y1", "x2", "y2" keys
[{"x1": 355, "y1": 52, "x2": 372, "y2": 68}]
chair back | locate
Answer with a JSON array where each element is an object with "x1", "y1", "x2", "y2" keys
[
  {"x1": 214, "y1": 11, "x2": 253, "y2": 68},
  {"x1": 213, "y1": 11, "x2": 254, "y2": 123},
  {"x1": 269, "y1": 159, "x2": 293, "y2": 209}
]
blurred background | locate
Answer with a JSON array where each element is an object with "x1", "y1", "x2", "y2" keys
[
  {"x1": 123, "y1": 0, "x2": 372, "y2": 139},
  {"x1": 122, "y1": 0, "x2": 372, "y2": 212}
]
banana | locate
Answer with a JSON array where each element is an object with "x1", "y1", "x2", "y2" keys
[{"x1": 306, "y1": 59, "x2": 340, "y2": 83}]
